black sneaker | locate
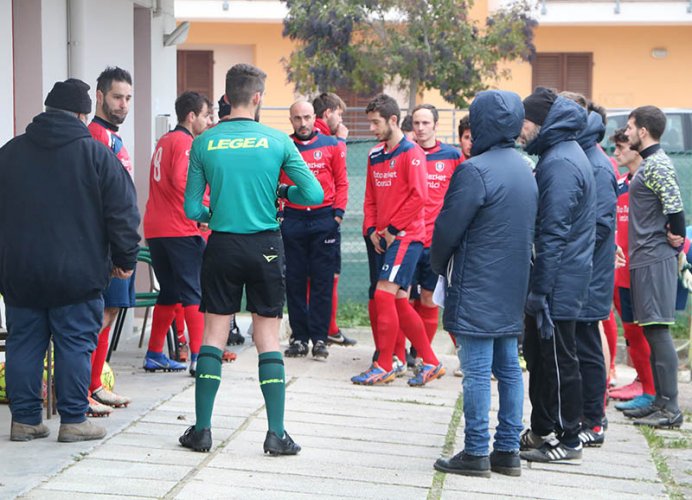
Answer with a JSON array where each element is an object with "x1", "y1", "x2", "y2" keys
[
  {"x1": 519, "y1": 428, "x2": 548, "y2": 451},
  {"x1": 179, "y1": 425, "x2": 212, "y2": 452},
  {"x1": 227, "y1": 322, "x2": 244, "y2": 346},
  {"x1": 520, "y1": 437, "x2": 582, "y2": 464},
  {"x1": 578, "y1": 425, "x2": 604, "y2": 447},
  {"x1": 284, "y1": 339, "x2": 309, "y2": 358},
  {"x1": 327, "y1": 330, "x2": 357, "y2": 346},
  {"x1": 633, "y1": 408, "x2": 683, "y2": 429},
  {"x1": 490, "y1": 450, "x2": 521, "y2": 476},
  {"x1": 407, "y1": 348, "x2": 417, "y2": 368},
  {"x1": 623, "y1": 403, "x2": 660, "y2": 419},
  {"x1": 263, "y1": 430, "x2": 301, "y2": 456},
  {"x1": 434, "y1": 451, "x2": 491, "y2": 478},
  {"x1": 312, "y1": 340, "x2": 329, "y2": 360}
]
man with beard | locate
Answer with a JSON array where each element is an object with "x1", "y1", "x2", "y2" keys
[
  {"x1": 142, "y1": 92, "x2": 213, "y2": 376},
  {"x1": 179, "y1": 64, "x2": 322, "y2": 454},
  {"x1": 281, "y1": 100, "x2": 348, "y2": 360},
  {"x1": 517, "y1": 87, "x2": 595, "y2": 464},
  {"x1": 352, "y1": 93, "x2": 443, "y2": 387},
  {"x1": 87, "y1": 66, "x2": 135, "y2": 413},
  {"x1": 312, "y1": 92, "x2": 356, "y2": 347},
  {"x1": 623, "y1": 106, "x2": 685, "y2": 428}
]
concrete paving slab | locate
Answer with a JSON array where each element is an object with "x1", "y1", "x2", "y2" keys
[{"x1": 34, "y1": 474, "x2": 176, "y2": 497}]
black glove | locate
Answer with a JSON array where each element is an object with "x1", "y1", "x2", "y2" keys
[
  {"x1": 277, "y1": 183, "x2": 289, "y2": 200},
  {"x1": 525, "y1": 292, "x2": 554, "y2": 340}
]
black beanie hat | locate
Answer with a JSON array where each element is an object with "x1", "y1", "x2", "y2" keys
[
  {"x1": 44, "y1": 78, "x2": 92, "y2": 114},
  {"x1": 523, "y1": 87, "x2": 557, "y2": 126},
  {"x1": 218, "y1": 94, "x2": 231, "y2": 119}
]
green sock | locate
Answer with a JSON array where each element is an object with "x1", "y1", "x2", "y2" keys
[
  {"x1": 194, "y1": 345, "x2": 223, "y2": 431},
  {"x1": 259, "y1": 351, "x2": 285, "y2": 437}
]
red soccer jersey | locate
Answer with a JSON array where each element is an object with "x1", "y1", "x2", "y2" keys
[
  {"x1": 420, "y1": 141, "x2": 464, "y2": 247},
  {"x1": 614, "y1": 172, "x2": 631, "y2": 288},
  {"x1": 280, "y1": 132, "x2": 348, "y2": 213},
  {"x1": 88, "y1": 117, "x2": 133, "y2": 178},
  {"x1": 363, "y1": 137, "x2": 427, "y2": 243},
  {"x1": 143, "y1": 126, "x2": 203, "y2": 239}
]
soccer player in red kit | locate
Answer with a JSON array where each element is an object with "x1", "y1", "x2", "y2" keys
[
  {"x1": 281, "y1": 100, "x2": 349, "y2": 359},
  {"x1": 87, "y1": 67, "x2": 134, "y2": 412},
  {"x1": 352, "y1": 94, "x2": 444, "y2": 386},
  {"x1": 407, "y1": 104, "x2": 464, "y2": 374},
  {"x1": 312, "y1": 93, "x2": 357, "y2": 347},
  {"x1": 142, "y1": 92, "x2": 213, "y2": 375}
]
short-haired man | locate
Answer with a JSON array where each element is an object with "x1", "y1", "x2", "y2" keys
[
  {"x1": 143, "y1": 91, "x2": 213, "y2": 375},
  {"x1": 352, "y1": 93, "x2": 444, "y2": 386},
  {"x1": 87, "y1": 66, "x2": 135, "y2": 411},
  {"x1": 400, "y1": 114, "x2": 415, "y2": 141},
  {"x1": 432, "y1": 90, "x2": 538, "y2": 478},
  {"x1": 410, "y1": 104, "x2": 463, "y2": 373},
  {"x1": 624, "y1": 106, "x2": 685, "y2": 428},
  {"x1": 562, "y1": 95, "x2": 617, "y2": 447},
  {"x1": 0, "y1": 79, "x2": 140, "y2": 442},
  {"x1": 281, "y1": 100, "x2": 348, "y2": 360},
  {"x1": 179, "y1": 63, "x2": 323, "y2": 454},
  {"x1": 518, "y1": 87, "x2": 595, "y2": 464},
  {"x1": 608, "y1": 128, "x2": 656, "y2": 411},
  {"x1": 311, "y1": 92, "x2": 356, "y2": 347},
  {"x1": 457, "y1": 115, "x2": 472, "y2": 159}
]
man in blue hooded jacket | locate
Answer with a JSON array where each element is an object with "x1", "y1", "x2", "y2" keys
[
  {"x1": 431, "y1": 90, "x2": 538, "y2": 478},
  {"x1": 564, "y1": 97, "x2": 617, "y2": 447},
  {"x1": 518, "y1": 87, "x2": 596, "y2": 464}
]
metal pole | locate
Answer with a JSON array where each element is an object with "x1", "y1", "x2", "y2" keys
[
  {"x1": 541, "y1": 0, "x2": 547, "y2": 16},
  {"x1": 614, "y1": 0, "x2": 621, "y2": 15}
]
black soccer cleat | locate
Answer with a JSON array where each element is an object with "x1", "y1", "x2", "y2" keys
[
  {"x1": 263, "y1": 430, "x2": 301, "y2": 456},
  {"x1": 179, "y1": 425, "x2": 212, "y2": 452}
]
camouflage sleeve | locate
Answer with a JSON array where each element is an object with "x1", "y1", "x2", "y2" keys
[{"x1": 643, "y1": 156, "x2": 684, "y2": 215}]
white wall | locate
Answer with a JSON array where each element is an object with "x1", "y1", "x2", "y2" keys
[
  {"x1": 41, "y1": 0, "x2": 68, "y2": 97},
  {"x1": 178, "y1": 43, "x2": 253, "y2": 106},
  {"x1": 0, "y1": 0, "x2": 13, "y2": 145}
]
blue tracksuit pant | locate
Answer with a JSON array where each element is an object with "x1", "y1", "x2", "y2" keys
[
  {"x1": 5, "y1": 297, "x2": 103, "y2": 424},
  {"x1": 282, "y1": 207, "x2": 339, "y2": 344}
]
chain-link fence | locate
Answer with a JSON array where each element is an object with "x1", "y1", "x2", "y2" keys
[{"x1": 337, "y1": 149, "x2": 692, "y2": 305}]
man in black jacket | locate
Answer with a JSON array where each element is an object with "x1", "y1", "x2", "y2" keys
[{"x1": 0, "y1": 79, "x2": 140, "y2": 443}]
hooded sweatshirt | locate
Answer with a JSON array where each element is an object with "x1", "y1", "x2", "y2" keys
[{"x1": 0, "y1": 111, "x2": 140, "y2": 308}]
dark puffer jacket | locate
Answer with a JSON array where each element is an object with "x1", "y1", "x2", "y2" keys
[
  {"x1": 525, "y1": 96, "x2": 596, "y2": 320},
  {"x1": 430, "y1": 90, "x2": 538, "y2": 337},
  {"x1": 576, "y1": 111, "x2": 617, "y2": 321},
  {"x1": 0, "y1": 111, "x2": 140, "y2": 308}
]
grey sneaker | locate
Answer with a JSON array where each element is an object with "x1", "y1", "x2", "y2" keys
[
  {"x1": 10, "y1": 420, "x2": 50, "y2": 441},
  {"x1": 58, "y1": 419, "x2": 107, "y2": 442},
  {"x1": 520, "y1": 436, "x2": 582, "y2": 464}
]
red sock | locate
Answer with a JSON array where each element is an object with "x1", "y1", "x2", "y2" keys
[
  {"x1": 602, "y1": 310, "x2": 618, "y2": 373},
  {"x1": 417, "y1": 304, "x2": 439, "y2": 342},
  {"x1": 184, "y1": 305, "x2": 204, "y2": 355},
  {"x1": 623, "y1": 322, "x2": 654, "y2": 395},
  {"x1": 174, "y1": 303, "x2": 186, "y2": 344},
  {"x1": 368, "y1": 298, "x2": 380, "y2": 351},
  {"x1": 394, "y1": 330, "x2": 407, "y2": 363},
  {"x1": 448, "y1": 332, "x2": 458, "y2": 348},
  {"x1": 328, "y1": 275, "x2": 339, "y2": 335},
  {"x1": 147, "y1": 304, "x2": 177, "y2": 353},
  {"x1": 90, "y1": 326, "x2": 110, "y2": 392},
  {"x1": 396, "y1": 298, "x2": 439, "y2": 366},
  {"x1": 373, "y1": 290, "x2": 399, "y2": 371}
]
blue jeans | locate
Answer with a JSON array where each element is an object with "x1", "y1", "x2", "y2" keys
[
  {"x1": 6, "y1": 298, "x2": 103, "y2": 424},
  {"x1": 457, "y1": 335, "x2": 523, "y2": 456}
]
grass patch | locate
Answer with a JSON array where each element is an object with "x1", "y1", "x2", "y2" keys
[
  {"x1": 337, "y1": 301, "x2": 371, "y2": 328},
  {"x1": 428, "y1": 392, "x2": 463, "y2": 500},
  {"x1": 639, "y1": 426, "x2": 685, "y2": 499},
  {"x1": 393, "y1": 398, "x2": 447, "y2": 407}
]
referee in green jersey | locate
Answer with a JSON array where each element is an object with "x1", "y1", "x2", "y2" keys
[{"x1": 179, "y1": 64, "x2": 323, "y2": 454}]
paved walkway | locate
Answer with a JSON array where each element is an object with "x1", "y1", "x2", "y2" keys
[{"x1": 1, "y1": 318, "x2": 690, "y2": 499}]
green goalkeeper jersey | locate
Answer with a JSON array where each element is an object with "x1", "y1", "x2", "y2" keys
[{"x1": 184, "y1": 118, "x2": 323, "y2": 234}]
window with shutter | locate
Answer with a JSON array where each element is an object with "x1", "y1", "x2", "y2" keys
[
  {"x1": 177, "y1": 50, "x2": 214, "y2": 99},
  {"x1": 532, "y1": 53, "x2": 593, "y2": 99}
]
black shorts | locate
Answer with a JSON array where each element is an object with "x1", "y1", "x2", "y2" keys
[
  {"x1": 200, "y1": 231, "x2": 285, "y2": 317},
  {"x1": 410, "y1": 247, "x2": 438, "y2": 299}
]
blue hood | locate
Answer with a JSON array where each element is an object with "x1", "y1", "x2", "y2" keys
[
  {"x1": 470, "y1": 90, "x2": 524, "y2": 156},
  {"x1": 525, "y1": 96, "x2": 587, "y2": 156},
  {"x1": 576, "y1": 111, "x2": 606, "y2": 149}
]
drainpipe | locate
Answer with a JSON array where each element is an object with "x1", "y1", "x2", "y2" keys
[
  {"x1": 688, "y1": 0, "x2": 691, "y2": 14},
  {"x1": 66, "y1": 0, "x2": 87, "y2": 81},
  {"x1": 540, "y1": 0, "x2": 547, "y2": 16},
  {"x1": 614, "y1": 0, "x2": 621, "y2": 14}
]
